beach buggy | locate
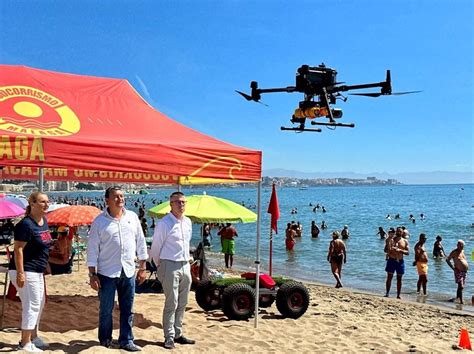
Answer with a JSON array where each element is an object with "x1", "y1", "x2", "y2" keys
[{"x1": 195, "y1": 271, "x2": 310, "y2": 321}]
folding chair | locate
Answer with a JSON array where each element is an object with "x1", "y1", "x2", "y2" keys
[
  {"x1": 0, "y1": 246, "x2": 11, "y2": 329},
  {"x1": 135, "y1": 260, "x2": 162, "y2": 294}
]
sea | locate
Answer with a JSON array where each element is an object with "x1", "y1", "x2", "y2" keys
[{"x1": 49, "y1": 183, "x2": 474, "y2": 312}]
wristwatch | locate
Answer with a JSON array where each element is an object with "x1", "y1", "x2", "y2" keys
[{"x1": 88, "y1": 272, "x2": 97, "y2": 278}]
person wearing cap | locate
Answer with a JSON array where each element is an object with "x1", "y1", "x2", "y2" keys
[
  {"x1": 327, "y1": 231, "x2": 347, "y2": 288},
  {"x1": 87, "y1": 186, "x2": 148, "y2": 351},
  {"x1": 384, "y1": 228, "x2": 396, "y2": 259},
  {"x1": 402, "y1": 227, "x2": 410, "y2": 239},
  {"x1": 413, "y1": 233, "x2": 428, "y2": 296},
  {"x1": 432, "y1": 235, "x2": 445, "y2": 258},
  {"x1": 446, "y1": 240, "x2": 469, "y2": 304},
  {"x1": 341, "y1": 225, "x2": 350, "y2": 240},
  {"x1": 384, "y1": 227, "x2": 409, "y2": 299}
]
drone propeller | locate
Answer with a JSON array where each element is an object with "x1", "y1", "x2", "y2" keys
[
  {"x1": 235, "y1": 90, "x2": 268, "y2": 106},
  {"x1": 235, "y1": 90, "x2": 253, "y2": 101},
  {"x1": 350, "y1": 90, "x2": 422, "y2": 98}
]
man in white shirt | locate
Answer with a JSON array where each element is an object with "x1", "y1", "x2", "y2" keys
[
  {"x1": 150, "y1": 191, "x2": 195, "y2": 350},
  {"x1": 87, "y1": 186, "x2": 148, "y2": 352}
]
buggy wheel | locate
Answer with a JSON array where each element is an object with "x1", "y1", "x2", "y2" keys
[
  {"x1": 276, "y1": 281, "x2": 310, "y2": 319},
  {"x1": 195, "y1": 280, "x2": 222, "y2": 311},
  {"x1": 222, "y1": 283, "x2": 255, "y2": 320},
  {"x1": 259, "y1": 294, "x2": 275, "y2": 308}
]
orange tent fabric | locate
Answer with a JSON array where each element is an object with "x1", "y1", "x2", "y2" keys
[{"x1": 0, "y1": 65, "x2": 262, "y2": 184}]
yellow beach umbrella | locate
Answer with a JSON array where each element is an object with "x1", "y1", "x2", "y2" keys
[{"x1": 147, "y1": 194, "x2": 257, "y2": 224}]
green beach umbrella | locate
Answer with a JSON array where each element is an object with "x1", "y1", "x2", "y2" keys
[{"x1": 147, "y1": 194, "x2": 257, "y2": 224}]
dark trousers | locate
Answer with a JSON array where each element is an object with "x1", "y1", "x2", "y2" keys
[{"x1": 98, "y1": 270, "x2": 135, "y2": 346}]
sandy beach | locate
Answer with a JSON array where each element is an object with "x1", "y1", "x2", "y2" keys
[{"x1": 1, "y1": 260, "x2": 473, "y2": 353}]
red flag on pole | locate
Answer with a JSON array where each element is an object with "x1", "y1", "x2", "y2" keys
[{"x1": 267, "y1": 183, "x2": 280, "y2": 233}]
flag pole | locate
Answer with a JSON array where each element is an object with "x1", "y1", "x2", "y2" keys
[
  {"x1": 269, "y1": 228, "x2": 273, "y2": 277},
  {"x1": 267, "y1": 182, "x2": 279, "y2": 278},
  {"x1": 254, "y1": 180, "x2": 262, "y2": 328}
]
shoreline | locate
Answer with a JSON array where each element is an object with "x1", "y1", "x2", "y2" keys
[
  {"x1": 204, "y1": 252, "x2": 474, "y2": 316},
  {"x1": 1, "y1": 259, "x2": 473, "y2": 352}
]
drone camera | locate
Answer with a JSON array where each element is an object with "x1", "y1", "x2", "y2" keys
[
  {"x1": 296, "y1": 64, "x2": 337, "y2": 93},
  {"x1": 290, "y1": 116, "x2": 306, "y2": 125},
  {"x1": 331, "y1": 108, "x2": 343, "y2": 119}
]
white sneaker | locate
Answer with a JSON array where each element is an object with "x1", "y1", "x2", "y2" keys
[
  {"x1": 17, "y1": 342, "x2": 43, "y2": 352},
  {"x1": 32, "y1": 337, "x2": 49, "y2": 349}
]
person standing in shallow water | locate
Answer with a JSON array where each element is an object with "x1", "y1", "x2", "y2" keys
[
  {"x1": 218, "y1": 223, "x2": 238, "y2": 268},
  {"x1": 413, "y1": 233, "x2": 428, "y2": 296},
  {"x1": 341, "y1": 225, "x2": 350, "y2": 239},
  {"x1": 384, "y1": 227, "x2": 409, "y2": 299},
  {"x1": 327, "y1": 231, "x2": 346, "y2": 288},
  {"x1": 445, "y1": 240, "x2": 469, "y2": 304},
  {"x1": 285, "y1": 223, "x2": 296, "y2": 251},
  {"x1": 432, "y1": 235, "x2": 445, "y2": 258},
  {"x1": 376, "y1": 227, "x2": 387, "y2": 239},
  {"x1": 311, "y1": 221, "x2": 320, "y2": 238}
]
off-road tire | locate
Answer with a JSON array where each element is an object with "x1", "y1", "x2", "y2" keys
[
  {"x1": 195, "y1": 280, "x2": 222, "y2": 311},
  {"x1": 222, "y1": 283, "x2": 256, "y2": 320},
  {"x1": 276, "y1": 281, "x2": 310, "y2": 319}
]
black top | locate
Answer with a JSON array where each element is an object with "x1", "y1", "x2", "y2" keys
[{"x1": 9, "y1": 216, "x2": 52, "y2": 273}]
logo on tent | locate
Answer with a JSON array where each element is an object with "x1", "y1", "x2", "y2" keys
[{"x1": 0, "y1": 85, "x2": 80, "y2": 137}]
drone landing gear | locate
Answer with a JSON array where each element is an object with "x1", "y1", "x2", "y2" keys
[
  {"x1": 310, "y1": 121, "x2": 355, "y2": 128},
  {"x1": 280, "y1": 126, "x2": 322, "y2": 133}
]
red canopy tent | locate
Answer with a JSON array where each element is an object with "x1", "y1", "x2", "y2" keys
[
  {"x1": 0, "y1": 65, "x2": 261, "y2": 184},
  {"x1": 0, "y1": 65, "x2": 265, "y2": 327}
]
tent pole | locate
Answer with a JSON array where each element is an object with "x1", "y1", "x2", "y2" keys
[
  {"x1": 254, "y1": 180, "x2": 262, "y2": 328},
  {"x1": 38, "y1": 167, "x2": 44, "y2": 192}
]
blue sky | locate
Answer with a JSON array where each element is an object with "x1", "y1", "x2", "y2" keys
[{"x1": 1, "y1": 0, "x2": 472, "y2": 176}]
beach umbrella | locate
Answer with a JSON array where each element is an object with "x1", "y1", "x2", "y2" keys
[
  {"x1": 0, "y1": 194, "x2": 28, "y2": 209},
  {"x1": 147, "y1": 194, "x2": 257, "y2": 224},
  {"x1": 46, "y1": 205, "x2": 102, "y2": 226},
  {"x1": 47, "y1": 203, "x2": 70, "y2": 213},
  {"x1": 0, "y1": 199, "x2": 25, "y2": 219}
]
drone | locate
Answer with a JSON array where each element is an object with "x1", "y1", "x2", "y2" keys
[{"x1": 236, "y1": 64, "x2": 420, "y2": 133}]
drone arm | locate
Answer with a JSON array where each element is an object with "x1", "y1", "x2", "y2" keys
[
  {"x1": 257, "y1": 86, "x2": 297, "y2": 94},
  {"x1": 333, "y1": 81, "x2": 387, "y2": 93},
  {"x1": 333, "y1": 70, "x2": 392, "y2": 95}
]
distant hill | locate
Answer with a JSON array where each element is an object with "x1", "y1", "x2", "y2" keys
[{"x1": 263, "y1": 168, "x2": 473, "y2": 185}]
